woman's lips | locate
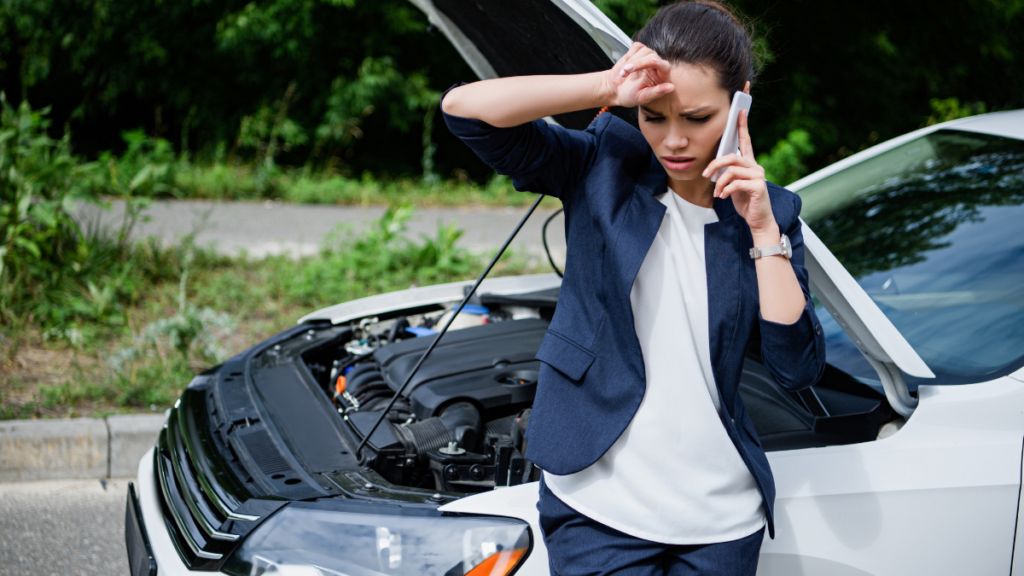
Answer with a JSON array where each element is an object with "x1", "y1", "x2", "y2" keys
[{"x1": 662, "y1": 156, "x2": 696, "y2": 171}]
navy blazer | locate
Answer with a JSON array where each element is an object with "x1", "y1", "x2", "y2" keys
[{"x1": 442, "y1": 90, "x2": 826, "y2": 538}]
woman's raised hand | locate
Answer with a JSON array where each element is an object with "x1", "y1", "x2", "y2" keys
[
  {"x1": 702, "y1": 109, "x2": 776, "y2": 235},
  {"x1": 603, "y1": 42, "x2": 675, "y2": 108}
]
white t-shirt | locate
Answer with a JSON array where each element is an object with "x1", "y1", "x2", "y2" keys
[{"x1": 543, "y1": 190, "x2": 765, "y2": 544}]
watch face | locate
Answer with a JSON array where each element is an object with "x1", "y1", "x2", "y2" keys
[{"x1": 782, "y1": 234, "x2": 792, "y2": 259}]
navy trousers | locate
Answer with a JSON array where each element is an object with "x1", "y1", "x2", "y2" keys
[{"x1": 537, "y1": 479, "x2": 764, "y2": 576}]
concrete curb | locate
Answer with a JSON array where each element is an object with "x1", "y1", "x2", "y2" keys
[{"x1": 0, "y1": 414, "x2": 165, "y2": 482}]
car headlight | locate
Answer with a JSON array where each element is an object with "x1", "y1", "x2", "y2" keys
[{"x1": 222, "y1": 502, "x2": 531, "y2": 576}]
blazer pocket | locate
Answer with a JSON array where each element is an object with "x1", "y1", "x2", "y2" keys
[{"x1": 535, "y1": 330, "x2": 597, "y2": 382}]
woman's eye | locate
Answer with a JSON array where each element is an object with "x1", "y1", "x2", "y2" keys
[
  {"x1": 642, "y1": 115, "x2": 665, "y2": 123},
  {"x1": 688, "y1": 115, "x2": 711, "y2": 123}
]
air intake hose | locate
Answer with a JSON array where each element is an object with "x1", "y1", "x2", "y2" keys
[{"x1": 392, "y1": 402, "x2": 482, "y2": 461}]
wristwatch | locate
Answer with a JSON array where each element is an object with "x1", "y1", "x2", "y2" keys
[{"x1": 749, "y1": 234, "x2": 792, "y2": 260}]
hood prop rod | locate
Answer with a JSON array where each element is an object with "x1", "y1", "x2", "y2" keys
[{"x1": 355, "y1": 194, "x2": 545, "y2": 463}]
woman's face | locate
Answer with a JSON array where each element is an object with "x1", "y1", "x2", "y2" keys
[{"x1": 637, "y1": 63, "x2": 738, "y2": 186}]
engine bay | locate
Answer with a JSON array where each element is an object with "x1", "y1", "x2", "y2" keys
[
  {"x1": 300, "y1": 292, "x2": 556, "y2": 494},
  {"x1": 297, "y1": 287, "x2": 893, "y2": 496}
]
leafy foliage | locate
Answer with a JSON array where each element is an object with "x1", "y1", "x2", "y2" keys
[
  {"x1": 925, "y1": 97, "x2": 988, "y2": 126},
  {"x1": 757, "y1": 129, "x2": 815, "y2": 186},
  {"x1": 0, "y1": 93, "x2": 99, "y2": 325},
  {"x1": 3, "y1": 0, "x2": 1021, "y2": 181},
  {"x1": 0, "y1": 96, "x2": 211, "y2": 329},
  {"x1": 729, "y1": 0, "x2": 1023, "y2": 169},
  {"x1": 0, "y1": 0, "x2": 467, "y2": 178},
  {"x1": 275, "y1": 204, "x2": 480, "y2": 306}
]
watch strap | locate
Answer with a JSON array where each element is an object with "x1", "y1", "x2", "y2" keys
[
  {"x1": 749, "y1": 244, "x2": 784, "y2": 259},
  {"x1": 749, "y1": 234, "x2": 791, "y2": 260}
]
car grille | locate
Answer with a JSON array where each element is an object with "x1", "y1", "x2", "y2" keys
[{"x1": 155, "y1": 388, "x2": 260, "y2": 570}]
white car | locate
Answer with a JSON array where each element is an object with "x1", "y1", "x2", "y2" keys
[{"x1": 125, "y1": 1, "x2": 1024, "y2": 575}]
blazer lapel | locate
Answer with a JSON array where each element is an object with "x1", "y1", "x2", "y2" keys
[
  {"x1": 615, "y1": 154, "x2": 668, "y2": 297},
  {"x1": 706, "y1": 197, "x2": 746, "y2": 408}
]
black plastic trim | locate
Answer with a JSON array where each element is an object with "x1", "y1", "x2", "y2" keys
[{"x1": 125, "y1": 482, "x2": 158, "y2": 576}]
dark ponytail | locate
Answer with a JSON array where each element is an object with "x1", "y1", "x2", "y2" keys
[{"x1": 634, "y1": 0, "x2": 758, "y2": 94}]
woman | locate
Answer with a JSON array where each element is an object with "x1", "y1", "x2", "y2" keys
[{"x1": 441, "y1": 2, "x2": 826, "y2": 574}]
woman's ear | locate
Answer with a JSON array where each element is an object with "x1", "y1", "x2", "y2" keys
[{"x1": 743, "y1": 81, "x2": 751, "y2": 95}]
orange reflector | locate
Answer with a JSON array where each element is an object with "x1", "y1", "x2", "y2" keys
[
  {"x1": 335, "y1": 375, "x2": 346, "y2": 395},
  {"x1": 464, "y1": 548, "x2": 528, "y2": 576}
]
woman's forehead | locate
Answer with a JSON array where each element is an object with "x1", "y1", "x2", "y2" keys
[{"x1": 649, "y1": 63, "x2": 730, "y2": 113}]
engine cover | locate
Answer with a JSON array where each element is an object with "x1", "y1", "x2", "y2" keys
[{"x1": 372, "y1": 318, "x2": 548, "y2": 421}]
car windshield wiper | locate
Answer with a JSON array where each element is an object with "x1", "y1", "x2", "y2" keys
[{"x1": 355, "y1": 195, "x2": 545, "y2": 462}]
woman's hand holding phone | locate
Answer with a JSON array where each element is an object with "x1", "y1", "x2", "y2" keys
[
  {"x1": 602, "y1": 42, "x2": 675, "y2": 108},
  {"x1": 702, "y1": 109, "x2": 776, "y2": 237}
]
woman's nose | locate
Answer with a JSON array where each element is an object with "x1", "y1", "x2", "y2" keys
[{"x1": 666, "y1": 124, "x2": 688, "y2": 150}]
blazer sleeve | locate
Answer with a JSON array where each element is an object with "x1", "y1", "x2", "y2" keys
[
  {"x1": 440, "y1": 84, "x2": 598, "y2": 202},
  {"x1": 758, "y1": 190, "x2": 827, "y2": 391}
]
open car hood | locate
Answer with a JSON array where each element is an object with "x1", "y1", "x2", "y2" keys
[
  {"x1": 405, "y1": 0, "x2": 936, "y2": 415},
  {"x1": 408, "y1": 0, "x2": 632, "y2": 129}
]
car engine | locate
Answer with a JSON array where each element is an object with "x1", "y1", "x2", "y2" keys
[{"x1": 301, "y1": 292, "x2": 558, "y2": 494}]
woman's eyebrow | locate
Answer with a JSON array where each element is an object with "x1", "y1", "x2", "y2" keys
[
  {"x1": 639, "y1": 105, "x2": 713, "y2": 116},
  {"x1": 678, "y1": 106, "x2": 711, "y2": 116}
]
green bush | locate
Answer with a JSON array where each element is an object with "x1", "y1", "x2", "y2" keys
[
  {"x1": 925, "y1": 97, "x2": 988, "y2": 126},
  {"x1": 0, "y1": 93, "x2": 101, "y2": 325},
  {"x1": 274, "y1": 205, "x2": 480, "y2": 306},
  {"x1": 757, "y1": 129, "x2": 816, "y2": 187}
]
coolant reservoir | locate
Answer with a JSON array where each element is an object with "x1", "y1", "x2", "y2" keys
[{"x1": 434, "y1": 304, "x2": 489, "y2": 332}]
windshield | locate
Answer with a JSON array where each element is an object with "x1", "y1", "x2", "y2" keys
[{"x1": 799, "y1": 129, "x2": 1024, "y2": 387}]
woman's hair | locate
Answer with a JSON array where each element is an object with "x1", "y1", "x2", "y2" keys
[{"x1": 634, "y1": 0, "x2": 759, "y2": 94}]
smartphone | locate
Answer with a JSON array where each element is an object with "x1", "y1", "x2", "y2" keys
[{"x1": 710, "y1": 91, "x2": 753, "y2": 183}]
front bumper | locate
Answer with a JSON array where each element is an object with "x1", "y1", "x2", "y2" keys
[
  {"x1": 136, "y1": 447, "x2": 216, "y2": 576},
  {"x1": 134, "y1": 445, "x2": 554, "y2": 576}
]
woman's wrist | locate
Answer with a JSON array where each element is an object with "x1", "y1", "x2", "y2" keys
[
  {"x1": 750, "y1": 222, "x2": 781, "y2": 248},
  {"x1": 590, "y1": 70, "x2": 620, "y2": 108}
]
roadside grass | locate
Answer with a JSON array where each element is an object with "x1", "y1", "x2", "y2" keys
[
  {"x1": 0, "y1": 206, "x2": 542, "y2": 419},
  {"x1": 174, "y1": 163, "x2": 563, "y2": 208}
]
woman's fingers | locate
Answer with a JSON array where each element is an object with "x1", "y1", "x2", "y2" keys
[
  {"x1": 633, "y1": 55, "x2": 671, "y2": 74},
  {"x1": 620, "y1": 48, "x2": 669, "y2": 77},
  {"x1": 611, "y1": 43, "x2": 645, "y2": 78},
  {"x1": 713, "y1": 165, "x2": 762, "y2": 198},
  {"x1": 719, "y1": 180, "x2": 754, "y2": 200},
  {"x1": 635, "y1": 82, "x2": 676, "y2": 105},
  {"x1": 616, "y1": 43, "x2": 643, "y2": 69},
  {"x1": 702, "y1": 153, "x2": 745, "y2": 179}
]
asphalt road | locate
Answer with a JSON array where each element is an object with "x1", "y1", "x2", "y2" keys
[
  {"x1": 77, "y1": 200, "x2": 566, "y2": 262},
  {"x1": 0, "y1": 478, "x2": 132, "y2": 576}
]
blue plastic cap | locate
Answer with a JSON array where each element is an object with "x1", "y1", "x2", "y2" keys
[
  {"x1": 460, "y1": 305, "x2": 490, "y2": 316},
  {"x1": 406, "y1": 326, "x2": 439, "y2": 337}
]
